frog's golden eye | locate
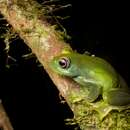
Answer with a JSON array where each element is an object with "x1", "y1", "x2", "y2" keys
[{"x1": 59, "y1": 57, "x2": 71, "y2": 69}]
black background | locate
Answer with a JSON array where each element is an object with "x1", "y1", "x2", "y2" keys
[{"x1": 0, "y1": 0, "x2": 130, "y2": 130}]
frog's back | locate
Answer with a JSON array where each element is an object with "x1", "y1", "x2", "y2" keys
[
  {"x1": 74, "y1": 54, "x2": 119, "y2": 89},
  {"x1": 77, "y1": 54, "x2": 116, "y2": 76}
]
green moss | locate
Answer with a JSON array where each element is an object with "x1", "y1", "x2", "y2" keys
[
  {"x1": 67, "y1": 88, "x2": 130, "y2": 130},
  {"x1": 16, "y1": 0, "x2": 44, "y2": 20}
]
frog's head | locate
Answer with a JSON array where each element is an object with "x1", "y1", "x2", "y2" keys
[{"x1": 49, "y1": 52, "x2": 80, "y2": 77}]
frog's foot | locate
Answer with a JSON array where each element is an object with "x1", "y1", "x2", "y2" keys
[
  {"x1": 90, "y1": 101, "x2": 130, "y2": 121},
  {"x1": 89, "y1": 101, "x2": 115, "y2": 120}
]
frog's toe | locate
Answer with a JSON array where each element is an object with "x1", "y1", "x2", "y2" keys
[{"x1": 90, "y1": 101, "x2": 113, "y2": 120}]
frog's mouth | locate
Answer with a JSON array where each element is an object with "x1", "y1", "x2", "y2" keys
[{"x1": 58, "y1": 70, "x2": 79, "y2": 78}]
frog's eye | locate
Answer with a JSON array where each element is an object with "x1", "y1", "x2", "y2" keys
[{"x1": 58, "y1": 57, "x2": 71, "y2": 69}]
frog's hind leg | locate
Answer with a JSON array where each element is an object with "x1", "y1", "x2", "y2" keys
[
  {"x1": 105, "y1": 89, "x2": 130, "y2": 106},
  {"x1": 90, "y1": 89, "x2": 130, "y2": 121}
]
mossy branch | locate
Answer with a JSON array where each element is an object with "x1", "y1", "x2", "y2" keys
[{"x1": 1, "y1": 0, "x2": 130, "y2": 130}]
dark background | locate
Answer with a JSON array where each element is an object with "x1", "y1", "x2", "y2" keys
[{"x1": 0, "y1": 0, "x2": 130, "y2": 130}]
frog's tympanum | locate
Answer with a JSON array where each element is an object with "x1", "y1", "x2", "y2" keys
[{"x1": 50, "y1": 50, "x2": 130, "y2": 120}]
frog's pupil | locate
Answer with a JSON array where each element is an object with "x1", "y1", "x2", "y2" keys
[{"x1": 59, "y1": 58, "x2": 70, "y2": 69}]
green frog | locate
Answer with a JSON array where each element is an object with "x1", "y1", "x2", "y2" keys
[{"x1": 49, "y1": 50, "x2": 130, "y2": 120}]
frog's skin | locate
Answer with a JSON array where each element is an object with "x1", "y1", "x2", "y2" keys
[{"x1": 49, "y1": 51, "x2": 130, "y2": 120}]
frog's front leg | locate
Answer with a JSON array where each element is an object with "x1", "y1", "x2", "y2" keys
[{"x1": 82, "y1": 83, "x2": 102, "y2": 102}]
